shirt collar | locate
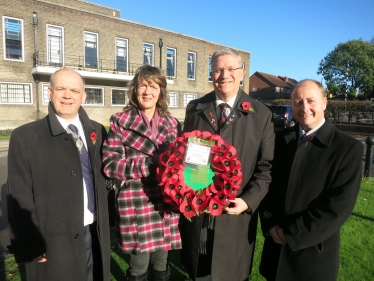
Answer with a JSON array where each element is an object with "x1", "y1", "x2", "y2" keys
[
  {"x1": 56, "y1": 114, "x2": 83, "y2": 133},
  {"x1": 299, "y1": 118, "x2": 326, "y2": 139},
  {"x1": 215, "y1": 94, "x2": 237, "y2": 108}
]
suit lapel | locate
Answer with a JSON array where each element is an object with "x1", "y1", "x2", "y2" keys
[
  {"x1": 196, "y1": 93, "x2": 219, "y2": 132},
  {"x1": 78, "y1": 107, "x2": 98, "y2": 176}
]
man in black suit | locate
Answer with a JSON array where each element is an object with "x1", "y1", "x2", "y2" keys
[
  {"x1": 7, "y1": 69, "x2": 111, "y2": 281},
  {"x1": 259, "y1": 79, "x2": 363, "y2": 281},
  {"x1": 180, "y1": 47, "x2": 274, "y2": 281}
]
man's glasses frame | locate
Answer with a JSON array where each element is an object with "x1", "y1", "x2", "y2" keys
[{"x1": 212, "y1": 67, "x2": 243, "y2": 75}]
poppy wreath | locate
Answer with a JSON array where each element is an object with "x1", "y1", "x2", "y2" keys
[{"x1": 156, "y1": 130, "x2": 243, "y2": 218}]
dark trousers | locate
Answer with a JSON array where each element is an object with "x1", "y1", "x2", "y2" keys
[{"x1": 85, "y1": 221, "x2": 103, "y2": 281}]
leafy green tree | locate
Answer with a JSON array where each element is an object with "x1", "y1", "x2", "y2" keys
[{"x1": 318, "y1": 39, "x2": 374, "y2": 96}]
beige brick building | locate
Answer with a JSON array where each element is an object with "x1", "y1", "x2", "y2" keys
[{"x1": 0, "y1": 0, "x2": 250, "y2": 129}]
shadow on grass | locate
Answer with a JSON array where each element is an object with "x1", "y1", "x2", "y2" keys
[{"x1": 351, "y1": 212, "x2": 374, "y2": 222}]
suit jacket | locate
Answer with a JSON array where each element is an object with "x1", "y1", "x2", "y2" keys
[
  {"x1": 259, "y1": 119, "x2": 363, "y2": 281},
  {"x1": 102, "y1": 109, "x2": 182, "y2": 254},
  {"x1": 180, "y1": 90, "x2": 275, "y2": 281},
  {"x1": 7, "y1": 104, "x2": 111, "y2": 281}
]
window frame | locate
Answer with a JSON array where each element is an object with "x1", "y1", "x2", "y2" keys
[
  {"x1": 115, "y1": 37, "x2": 128, "y2": 72},
  {"x1": 0, "y1": 82, "x2": 32, "y2": 104},
  {"x1": 240, "y1": 63, "x2": 245, "y2": 86},
  {"x1": 84, "y1": 86, "x2": 104, "y2": 106},
  {"x1": 46, "y1": 24, "x2": 64, "y2": 66},
  {"x1": 166, "y1": 47, "x2": 177, "y2": 78},
  {"x1": 84, "y1": 31, "x2": 99, "y2": 68},
  {"x1": 3, "y1": 16, "x2": 25, "y2": 62},
  {"x1": 111, "y1": 88, "x2": 128, "y2": 106},
  {"x1": 143, "y1": 42, "x2": 154, "y2": 66},
  {"x1": 42, "y1": 84, "x2": 50, "y2": 104},
  {"x1": 183, "y1": 93, "x2": 198, "y2": 108},
  {"x1": 168, "y1": 92, "x2": 179, "y2": 108},
  {"x1": 187, "y1": 51, "x2": 196, "y2": 80},
  {"x1": 208, "y1": 56, "x2": 212, "y2": 82}
]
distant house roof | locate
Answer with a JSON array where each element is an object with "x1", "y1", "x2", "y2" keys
[
  {"x1": 278, "y1": 76, "x2": 298, "y2": 87},
  {"x1": 253, "y1": 71, "x2": 297, "y2": 88}
]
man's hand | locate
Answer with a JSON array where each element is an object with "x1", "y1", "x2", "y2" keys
[
  {"x1": 268, "y1": 225, "x2": 287, "y2": 244},
  {"x1": 34, "y1": 253, "x2": 47, "y2": 262},
  {"x1": 224, "y1": 198, "x2": 248, "y2": 215}
]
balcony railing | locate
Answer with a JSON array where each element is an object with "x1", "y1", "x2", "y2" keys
[{"x1": 32, "y1": 50, "x2": 172, "y2": 78}]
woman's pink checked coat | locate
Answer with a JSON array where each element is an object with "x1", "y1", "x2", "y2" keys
[{"x1": 102, "y1": 108, "x2": 181, "y2": 254}]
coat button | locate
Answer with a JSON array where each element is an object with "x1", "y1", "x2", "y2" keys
[
  {"x1": 64, "y1": 137, "x2": 69, "y2": 141},
  {"x1": 71, "y1": 171, "x2": 77, "y2": 176},
  {"x1": 74, "y1": 234, "x2": 79, "y2": 239},
  {"x1": 263, "y1": 210, "x2": 272, "y2": 219}
]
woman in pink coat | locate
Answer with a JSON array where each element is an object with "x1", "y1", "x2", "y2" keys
[{"x1": 102, "y1": 65, "x2": 181, "y2": 281}]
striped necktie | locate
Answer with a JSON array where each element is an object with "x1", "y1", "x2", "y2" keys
[
  {"x1": 67, "y1": 124, "x2": 96, "y2": 213},
  {"x1": 218, "y1": 103, "x2": 229, "y2": 128}
]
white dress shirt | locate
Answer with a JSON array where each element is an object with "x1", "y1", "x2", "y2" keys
[{"x1": 56, "y1": 114, "x2": 96, "y2": 226}]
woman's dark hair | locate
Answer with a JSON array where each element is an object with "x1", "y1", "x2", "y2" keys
[{"x1": 124, "y1": 65, "x2": 170, "y2": 116}]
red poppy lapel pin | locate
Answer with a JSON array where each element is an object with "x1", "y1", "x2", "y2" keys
[
  {"x1": 90, "y1": 131, "x2": 97, "y2": 145},
  {"x1": 241, "y1": 101, "x2": 254, "y2": 112}
]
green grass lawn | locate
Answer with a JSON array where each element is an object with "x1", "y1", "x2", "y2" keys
[{"x1": 1, "y1": 179, "x2": 374, "y2": 280}]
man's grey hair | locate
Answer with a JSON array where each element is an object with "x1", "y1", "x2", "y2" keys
[
  {"x1": 211, "y1": 47, "x2": 243, "y2": 66},
  {"x1": 50, "y1": 68, "x2": 85, "y2": 89}
]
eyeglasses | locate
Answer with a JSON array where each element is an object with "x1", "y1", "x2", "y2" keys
[{"x1": 212, "y1": 67, "x2": 242, "y2": 75}]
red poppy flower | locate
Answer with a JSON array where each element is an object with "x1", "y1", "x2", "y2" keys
[
  {"x1": 215, "y1": 192, "x2": 231, "y2": 205},
  {"x1": 241, "y1": 102, "x2": 251, "y2": 111},
  {"x1": 191, "y1": 192, "x2": 208, "y2": 212},
  {"x1": 90, "y1": 131, "x2": 97, "y2": 145},
  {"x1": 180, "y1": 201, "x2": 196, "y2": 218},
  {"x1": 208, "y1": 198, "x2": 223, "y2": 216},
  {"x1": 162, "y1": 175, "x2": 179, "y2": 196}
]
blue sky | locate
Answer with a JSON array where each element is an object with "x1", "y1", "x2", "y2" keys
[{"x1": 90, "y1": 0, "x2": 373, "y2": 83}]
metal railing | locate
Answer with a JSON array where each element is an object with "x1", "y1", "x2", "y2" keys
[{"x1": 32, "y1": 50, "x2": 173, "y2": 79}]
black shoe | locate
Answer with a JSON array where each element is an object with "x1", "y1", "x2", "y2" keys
[
  {"x1": 149, "y1": 266, "x2": 171, "y2": 281},
  {"x1": 126, "y1": 268, "x2": 148, "y2": 281}
]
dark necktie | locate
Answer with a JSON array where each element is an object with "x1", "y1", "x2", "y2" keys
[
  {"x1": 300, "y1": 134, "x2": 308, "y2": 142},
  {"x1": 68, "y1": 124, "x2": 96, "y2": 213},
  {"x1": 218, "y1": 103, "x2": 229, "y2": 128}
]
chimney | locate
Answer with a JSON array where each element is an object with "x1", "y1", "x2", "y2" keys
[{"x1": 285, "y1": 76, "x2": 288, "y2": 83}]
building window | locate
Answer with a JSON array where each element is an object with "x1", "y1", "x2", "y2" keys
[
  {"x1": 168, "y1": 92, "x2": 179, "y2": 108},
  {"x1": 240, "y1": 63, "x2": 245, "y2": 86},
  {"x1": 252, "y1": 87, "x2": 258, "y2": 92},
  {"x1": 112, "y1": 88, "x2": 128, "y2": 105},
  {"x1": 208, "y1": 56, "x2": 212, "y2": 82},
  {"x1": 187, "y1": 52, "x2": 196, "y2": 80},
  {"x1": 183, "y1": 93, "x2": 198, "y2": 107},
  {"x1": 84, "y1": 32, "x2": 98, "y2": 68},
  {"x1": 0, "y1": 82, "x2": 32, "y2": 104},
  {"x1": 275, "y1": 87, "x2": 280, "y2": 93},
  {"x1": 166, "y1": 47, "x2": 176, "y2": 78},
  {"x1": 47, "y1": 25, "x2": 64, "y2": 66},
  {"x1": 3, "y1": 17, "x2": 24, "y2": 61},
  {"x1": 42, "y1": 84, "x2": 50, "y2": 104},
  {"x1": 116, "y1": 38, "x2": 128, "y2": 71},
  {"x1": 143, "y1": 43, "x2": 154, "y2": 66},
  {"x1": 85, "y1": 87, "x2": 103, "y2": 105}
]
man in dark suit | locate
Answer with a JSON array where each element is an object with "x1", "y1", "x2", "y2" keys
[
  {"x1": 7, "y1": 69, "x2": 111, "y2": 281},
  {"x1": 180, "y1": 47, "x2": 275, "y2": 281},
  {"x1": 259, "y1": 79, "x2": 363, "y2": 281}
]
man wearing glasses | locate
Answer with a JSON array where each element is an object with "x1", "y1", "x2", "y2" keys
[{"x1": 180, "y1": 48, "x2": 274, "y2": 281}]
